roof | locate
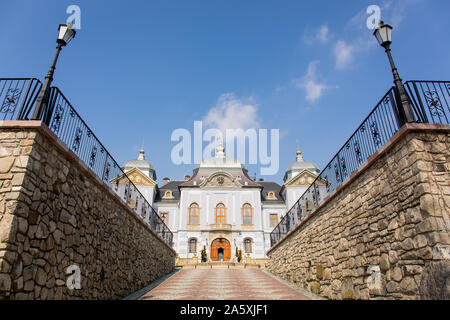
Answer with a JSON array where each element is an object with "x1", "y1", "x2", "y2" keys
[
  {"x1": 154, "y1": 180, "x2": 184, "y2": 202},
  {"x1": 180, "y1": 167, "x2": 261, "y2": 188},
  {"x1": 196, "y1": 145, "x2": 245, "y2": 170},
  {"x1": 122, "y1": 148, "x2": 157, "y2": 180},
  {"x1": 284, "y1": 149, "x2": 320, "y2": 182},
  {"x1": 259, "y1": 181, "x2": 285, "y2": 203}
]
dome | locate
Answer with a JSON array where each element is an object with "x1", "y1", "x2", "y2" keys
[
  {"x1": 122, "y1": 148, "x2": 157, "y2": 180},
  {"x1": 196, "y1": 145, "x2": 245, "y2": 169},
  {"x1": 283, "y1": 149, "x2": 320, "y2": 182}
]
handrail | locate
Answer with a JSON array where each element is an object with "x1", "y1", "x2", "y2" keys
[
  {"x1": 270, "y1": 80, "x2": 450, "y2": 248},
  {"x1": 0, "y1": 78, "x2": 173, "y2": 247}
]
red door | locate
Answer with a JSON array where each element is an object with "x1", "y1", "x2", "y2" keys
[{"x1": 210, "y1": 238, "x2": 231, "y2": 261}]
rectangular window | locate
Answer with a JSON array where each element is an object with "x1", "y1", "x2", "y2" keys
[
  {"x1": 159, "y1": 212, "x2": 169, "y2": 225},
  {"x1": 270, "y1": 214, "x2": 278, "y2": 227},
  {"x1": 189, "y1": 239, "x2": 197, "y2": 253},
  {"x1": 189, "y1": 204, "x2": 200, "y2": 225}
]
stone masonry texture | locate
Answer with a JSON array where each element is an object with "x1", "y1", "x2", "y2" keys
[
  {"x1": 0, "y1": 123, "x2": 175, "y2": 300},
  {"x1": 266, "y1": 125, "x2": 450, "y2": 300}
]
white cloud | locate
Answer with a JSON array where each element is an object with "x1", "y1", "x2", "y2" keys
[
  {"x1": 203, "y1": 93, "x2": 260, "y2": 133},
  {"x1": 303, "y1": 24, "x2": 330, "y2": 45},
  {"x1": 316, "y1": 25, "x2": 329, "y2": 43},
  {"x1": 294, "y1": 61, "x2": 336, "y2": 103},
  {"x1": 334, "y1": 40, "x2": 354, "y2": 70}
]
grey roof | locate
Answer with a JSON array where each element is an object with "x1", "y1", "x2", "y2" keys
[
  {"x1": 259, "y1": 181, "x2": 285, "y2": 203},
  {"x1": 122, "y1": 149, "x2": 157, "y2": 180},
  {"x1": 154, "y1": 180, "x2": 184, "y2": 202},
  {"x1": 123, "y1": 159, "x2": 154, "y2": 171},
  {"x1": 286, "y1": 160, "x2": 319, "y2": 173},
  {"x1": 180, "y1": 167, "x2": 261, "y2": 188},
  {"x1": 283, "y1": 150, "x2": 320, "y2": 182}
]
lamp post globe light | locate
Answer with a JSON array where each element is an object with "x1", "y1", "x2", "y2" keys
[
  {"x1": 373, "y1": 21, "x2": 415, "y2": 123},
  {"x1": 32, "y1": 24, "x2": 76, "y2": 121}
]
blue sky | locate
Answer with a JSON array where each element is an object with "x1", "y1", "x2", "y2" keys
[{"x1": 1, "y1": 0, "x2": 449, "y2": 184}]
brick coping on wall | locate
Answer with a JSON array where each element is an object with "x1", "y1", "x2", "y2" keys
[
  {"x1": 267, "y1": 123, "x2": 450, "y2": 255},
  {"x1": 0, "y1": 120, "x2": 177, "y2": 256}
]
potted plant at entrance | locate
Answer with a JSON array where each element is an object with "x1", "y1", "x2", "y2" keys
[
  {"x1": 236, "y1": 248, "x2": 242, "y2": 263},
  {"x1": 201, "y1": 245, "x2": 207, "y2": 263}
]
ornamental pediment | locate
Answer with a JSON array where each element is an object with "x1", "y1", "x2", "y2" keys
[
  {"x1": 110, "y1": 168, "x2": 156, "y2": 186},
  {"x1": 285, "y1": 170, "x2": 325, "y2": 187},
  {"x1": 200, "y1": 172, "x2": 242, "y2": 188}
]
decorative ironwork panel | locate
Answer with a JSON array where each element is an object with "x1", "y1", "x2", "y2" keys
[
  {"x1": 405, "y1": 81, "x2": 450, "y2": 124},
  {"x1": 270, "y1": 87, "x2": 403, "y2": 248},
  {"x1": 0, "y1": 78, "x2": 42, "y2": 120},
  {"x1": 28, "y1": 85, "x2": 174, "y2": 247}
]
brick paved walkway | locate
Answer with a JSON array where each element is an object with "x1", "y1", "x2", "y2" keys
[{"x1": 138, "y1": 269, "x2": 312, "y2": 300}]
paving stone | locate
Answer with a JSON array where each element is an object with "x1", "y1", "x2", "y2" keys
[{"x1": 138, "y1": 269, "x2": 311, "y2": 300}]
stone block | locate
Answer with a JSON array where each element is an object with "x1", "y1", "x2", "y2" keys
[
  {"x1": 0, "y1": 157, "x2": 15, "y2": 174},
  {"x1": 399, "y1": 277, "x2": 418, "y2": 294},
  {"x1": 316, "y1": 263, "x2": 323, "y2": 279},
  {"x1": 0, "y1": 273, "x2": 12, "y2": 292},
  {"x1": 309, "y1": 281, "x2": 320, "y2": 295},
  {"x1": 379, "y1": 254, "x2": 390, "y2": 272}
]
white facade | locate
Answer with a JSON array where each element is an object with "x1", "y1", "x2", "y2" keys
[{"x1": 118, "y1": 146, "x2": 321, "y2": 262}]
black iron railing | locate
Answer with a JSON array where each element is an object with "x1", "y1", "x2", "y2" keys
[
  {"x1": 0, "y1": 78, "x2": 173, "y2": 247},
  {"x1": 270, "y1": 81, "x2": 450, "y2": 248},
  {"x1": 0, "y1": 78, "x2": 42, "y2": 120},
  {"x1": 406, "y1": 81, "x2": 450, "y2": 125}
]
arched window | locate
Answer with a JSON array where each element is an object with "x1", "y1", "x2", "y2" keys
[
  {"x1": 241, "y1": 203, "x2": 253, "y2": 225},
  {"x1": 215, "y1": 203, "x2": 226, "y2": 224},
  {"x1": 268, "y1": 191, "x2": 276, "y2": 200},
  {"x1": 188, "y1": 238, "x2": 197, "y2": 253},
  {"x1": 244, "y1": 238, "x2": 252, "y2": 253},
  {"x1": 189, "y1": 203, "x2": 200, "y2": 225}
]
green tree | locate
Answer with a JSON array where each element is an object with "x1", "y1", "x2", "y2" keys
[{"x1": 201, "y1": 245, "x2": 207, "y2": 262}]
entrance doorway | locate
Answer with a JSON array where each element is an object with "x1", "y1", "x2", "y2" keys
[{"x1": 210, "y1": 238, "x2": 231, "y2": 262}]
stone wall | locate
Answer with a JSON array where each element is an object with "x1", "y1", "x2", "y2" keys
[
  {"x1": 0, "y1": 121, "x2": 176, "y2": 300},
  {"x1": 266, "y1": 124, "x2": 450, "y2": 300}
]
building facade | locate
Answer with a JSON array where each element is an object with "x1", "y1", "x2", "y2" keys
[{"x1": 116, "y1": 145, "x2": 321, "y2": 263}]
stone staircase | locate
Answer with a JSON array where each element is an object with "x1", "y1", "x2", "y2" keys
[{"x1": 181, "y1": 262, "x2": 263, "y2": 269}]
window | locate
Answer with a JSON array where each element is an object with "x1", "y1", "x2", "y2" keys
[
  {"x1": 189, "y1": 238, "x2": 197, "y2": 253},
  {"x1": 267, "y1": 191, "x2": 276, "y2": 200},
  {"x1": 215, "y1": 203, "x2": 226, "y2": 224},
  {"x1": 163, "y1": 190, "x2": 173, "y2": 199},
  {"x1": 189, "y1": 203, "x2": 200, "y2": 225},
  {"x1": 241, "y1": 203, "x2": 253, "y2": 225},
  {"x1": 244, "y1": 238, "x2": 252, "y2": 253},
  {"x1": 270, "y1": 214, "x2": 278, "y2": 227},
  {"x1": 159, "y1": 212, "x2": 169, "y2": 225}
]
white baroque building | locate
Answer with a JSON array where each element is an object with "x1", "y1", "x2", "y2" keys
[{"x1": 117, "y1": 145, "x2": 321, "y2": 263}]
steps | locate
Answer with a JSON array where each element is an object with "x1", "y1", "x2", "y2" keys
[{"x1": 181, "y1": 262, "x2": 262, "y2": 269}]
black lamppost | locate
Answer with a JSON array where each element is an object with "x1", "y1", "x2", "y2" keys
[
  {"x1": 32, "y1": 24, "x2": 76, "y2": 121},
  {"x1": 373, "y1": 21, "x2": 415, "y2": 123}
]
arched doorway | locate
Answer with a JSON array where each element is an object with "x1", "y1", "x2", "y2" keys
[{"x1": 210, "y1": 238, "x2": 231, "y2": 262}]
